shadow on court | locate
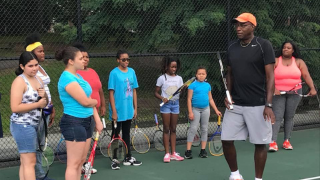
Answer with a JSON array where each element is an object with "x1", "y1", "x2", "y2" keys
[{"x1": 0, "y1": 128, "x2": 319, "y2": 180}]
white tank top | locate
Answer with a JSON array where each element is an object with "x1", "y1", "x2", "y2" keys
[{"x1": 10, "y1": 74, "x2": 43, "y2": 125}]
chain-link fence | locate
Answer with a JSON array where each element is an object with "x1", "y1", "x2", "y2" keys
[{"x1": 0, "y1": 0, "x2": 319, "y2": 167}]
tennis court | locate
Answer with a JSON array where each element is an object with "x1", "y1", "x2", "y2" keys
[{"x1": 0, "y1": 128, "x2": 318, "y2": 180}]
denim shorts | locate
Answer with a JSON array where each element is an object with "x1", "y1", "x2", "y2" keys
[
  {"x1": 160, "y1": 100, "x2": 180, "y2": 114},
  {"x1": 59, "y1": 114, "x2": 93, "y2": 142},
  {"x1": 10, "y1": 122, "x2": 37, "y2": 154}
]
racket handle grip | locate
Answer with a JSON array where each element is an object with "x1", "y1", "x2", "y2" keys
[
  {"x1": 226, "y1": 90, "x2": 233, "y2": 110},
  {"x1": 102, "y1": 118, "x2": 106, "y2": 129},
  {"x1": 95, "y1": 131, "x2": 99, "y2": 140},
  {"x1": 159, "y1": 102, "x2": 164, "y2": 107},
  {"x1": 114, "y1": 121, "x2": 117, "y2": 129},
  {"x1": 154, "y1": 114, "x2": 158, "y2": 124}
]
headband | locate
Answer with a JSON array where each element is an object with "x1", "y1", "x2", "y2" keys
[{"x1": 26, "y1": 42, "x2": 42, "y2": 51}]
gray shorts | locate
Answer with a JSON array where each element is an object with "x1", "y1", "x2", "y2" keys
[{"x1": 221, "y1": 105, "x2": 272, "y2": 144}]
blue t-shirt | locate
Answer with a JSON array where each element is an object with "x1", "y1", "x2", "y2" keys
[
  {"x1": 188, "y1": 81, "x2": 211, "y2": 108},
  {"x1": 108, "y1": 67, "x2": 139, "y2": 121},
  {"x1": 58, "y1": 71, "x2": 93, "y2": 118}
]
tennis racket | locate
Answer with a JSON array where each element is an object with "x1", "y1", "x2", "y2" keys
[
  {"x1": 160, "y1": 77, "x2": 196, "y2": 106},
  {"x1": 107, "y1": 122, "x2": 128, "y2": 162},
  {"x1": 217, "y1": 51, "x2": 233, "y2": 110},
  {"x1": 36, "y1": 96, "x2": 48, "y2": 152},
  {"x1": 185, "y1": 111, "x2": 201, "y2": 147},
  {"x1": 131, "y1": 119, "x2": 150, "y2": 154},
  {"x1": 279, "y1": 82, "x2": 310, "y2": 97},
  {"x1": 208, "y1": 116, "x2": 223, "y2": 156},
  {"x1": 153, "y1": 114, "x2": 164, "y2": 151},
  {"x1": 99, "y1": 117, "x2": 111, "y2": 157},
  {"x1": 56, "y1": 134, "x2": 67, "y2": 163},
  {"x1": 83, "y1": 132, "x2": 100, "y2": 180}
]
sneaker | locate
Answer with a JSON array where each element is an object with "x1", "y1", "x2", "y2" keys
[
  {"x1": 184, "y1": 150, "x2": 193, "y2": 159},
  {"x1": 123, "y1": 156, "x2": 142, "y2": 166},
  {"x1": 283, "y1": 139, "x2": 293, "y2": 150},
  {"x1": 199, "y1": 149, "x2": 208, "y2": 158},
  {"x1": 269, "y1": 141, "x2": 278, "y2": 152},
  {"x1": 36, "y1": 177, "x2": 55, "y2": 180},
  {"x1": 111, "y1": 159, "x2": 120, "y2": 170},
  {"x1": 81, "y1": 162, "x2": 97, "y2": 174},
  {"x1": 229, "y1": 175, "x2": 244, "y2": 180},
  {"x1": 163, "y1": 153, "x2": 171, "y2": 163},
  {"x1": 170, "y1": 152, "x2": 184, "y2": 161}
]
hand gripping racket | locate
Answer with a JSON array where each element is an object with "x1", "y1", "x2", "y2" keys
[{"x1": 160, "y1": 77, "x2": 196, "y2": 106}]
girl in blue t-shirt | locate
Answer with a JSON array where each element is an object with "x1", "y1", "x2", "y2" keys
[
  {"x1": 56, "y1": 46, "x2": 103, "y2": 180},
  {"x1": 154, "y1": 56, "x2": 185, "y2": 163},
  {"x1": 108, "y1": 50, "x2": 142, "y2": 170},
  {"x1": 184, "y1": 66, "x2": 222, "y2": 159}
]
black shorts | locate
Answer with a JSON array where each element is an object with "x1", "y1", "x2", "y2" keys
[{"x1": 59, "y1": 114, "x2": 93, "y2": 142}]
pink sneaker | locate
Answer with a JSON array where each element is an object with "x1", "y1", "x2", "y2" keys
[
  {"x1": 170, "y1": 152, "x2": 184, "y2": 161},
  {"x1": 163, "y1": 153, "x2": 171, "y2": 163}
]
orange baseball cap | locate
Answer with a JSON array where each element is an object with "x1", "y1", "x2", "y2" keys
[{"x1": 232, "y1": 13, "x2": 257, "y2": 26}]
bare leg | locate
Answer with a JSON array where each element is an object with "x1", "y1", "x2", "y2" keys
[
  {"x1": 169, "y1": 114, "x2": 179, "y2": 153},
  {"x1": 222, "y1": 140, "x2": 238, "y2": 172},
  {"x1": 162, "y1": 113, "x2": 171, "y2": 154},
  {"x1": 254, "y1": 144, "x2": 267, "y2": 178}
]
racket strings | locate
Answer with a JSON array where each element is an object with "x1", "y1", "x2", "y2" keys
[
  {"x1": 132, "y1": 132, "x2": 150, "y2": 153},
  {"x1": 108, "y1": 139, "x2": 126, "y2": 161},
  {"x1": 154, "y1": 131, "x2": 164, "y2": 151},
  {"x1": 99, "y1": 133, "x2": 111, "y2": 157}
]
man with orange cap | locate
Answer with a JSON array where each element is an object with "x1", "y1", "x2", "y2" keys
[{"x1": 221, "y1": 13, "x2": 275, "y2": 180}]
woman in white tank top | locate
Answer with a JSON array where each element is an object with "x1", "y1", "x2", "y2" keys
[{"x1": 10, "y1": 51, "x2": 47, "y2": 180}]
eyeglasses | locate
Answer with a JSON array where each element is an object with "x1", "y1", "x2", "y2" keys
[{"x1": 120, "y1": 58, "x2": 130, "y2": 62}]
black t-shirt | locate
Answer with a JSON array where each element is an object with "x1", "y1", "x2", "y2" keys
[{"x1": 226, "y1": 36, "x2": 275, "y2": 106}]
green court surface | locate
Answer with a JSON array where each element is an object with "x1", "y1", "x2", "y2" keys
[{"x1": 0, "y1": 128, "x2": 319, "y2": 180}]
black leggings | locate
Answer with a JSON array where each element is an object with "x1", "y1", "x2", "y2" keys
[{"x1": 111, "y1": 119, "x2": 132, "y2": 157}]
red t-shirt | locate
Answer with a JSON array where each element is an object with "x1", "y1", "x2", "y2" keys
[{"x1": 77, "y1": 68, "x2": 102, "y2": 108}]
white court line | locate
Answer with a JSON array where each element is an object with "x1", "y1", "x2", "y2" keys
[{"x1": 300, "y1": 176, "x2": 320, "y2": 180}]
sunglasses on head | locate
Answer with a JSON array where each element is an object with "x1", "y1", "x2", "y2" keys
[{"x1": 120, "y1": 58, "x2": 130, "y2": 62}]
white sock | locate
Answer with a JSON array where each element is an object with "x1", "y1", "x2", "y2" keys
[
  {"x1": 255, "y1": 178, "x2": 262, "y2": 180},
  {"x1": 231, "y1": 170, "x2": 240, "y2": 176}
]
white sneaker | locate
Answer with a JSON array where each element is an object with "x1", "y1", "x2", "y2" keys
[
  {"x1": 123, "y1": 156, "x2": 142, "y2": 166},
  {"x1": 81, "y1": 162, "x2": 97, "y2": 174}
]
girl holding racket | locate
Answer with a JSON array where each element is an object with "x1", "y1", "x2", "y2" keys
[
  {"x1": 184, "y1": 67, "x2": 222, "y2": 159},
  {"x1": 154, "y1": 56, "x2": 184, "y2": 163},
  {"x1": 108, "y1": 50, "x2": 142, "y2": 170},
  {"x1": 25, "y1": 32, "x2": 55, "y2": 180},
  {"x1": 10, "y1": 51, "x2": 48, "y2": 180},
  {"x1": 73, "y1": 43, "x2": 106, "y2": 175},
  {"x1": 56, "y1": 47, "x2": 103, "y2": 180},
  {"x1": 269, "y1": 41, "x2": 317, "y2": 152}
]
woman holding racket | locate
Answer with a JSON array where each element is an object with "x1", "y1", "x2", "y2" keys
[
  {"x1": 108, "y1": 50, "x2": 142, "y2": 170},
  {"x1": 269, "y1": 41, "x2": 317, "y2": 152},
  {"x1": 184, "y1": 67, "x2": 222, "y2": 159},
  {"x1": 154, "y1": 56, "x2": 184, "y2": 162},
  {"x1": 25, "y1": 32, "x2": 55, "y2": 180},
  {"x1": 10, "y1": 51, "x2": 48, "y2": 180},
  {"x1": 73, "y1": 43, "x2": 106, "y2": 175},
  {"x1": 56, "y1": 46, "x2": 103, "y2": 180}
]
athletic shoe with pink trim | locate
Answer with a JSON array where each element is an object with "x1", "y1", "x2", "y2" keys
[
  {"x1": 283, "y1": 139, "x2": 293, "y2": 150},
  {"x1": 269, "y1": 141, "x2": 278, "y2": 152},
  {"x1": 170, "y1": 152, "x2": 184, "y2": 161},
  {"x1": 163, "y1": 153, "x2": 171, "y2": 163}
]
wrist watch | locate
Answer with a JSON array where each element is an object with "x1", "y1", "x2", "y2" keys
[{"x1": 265, "y1": 103, "x2": 272, "y2": 108}]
